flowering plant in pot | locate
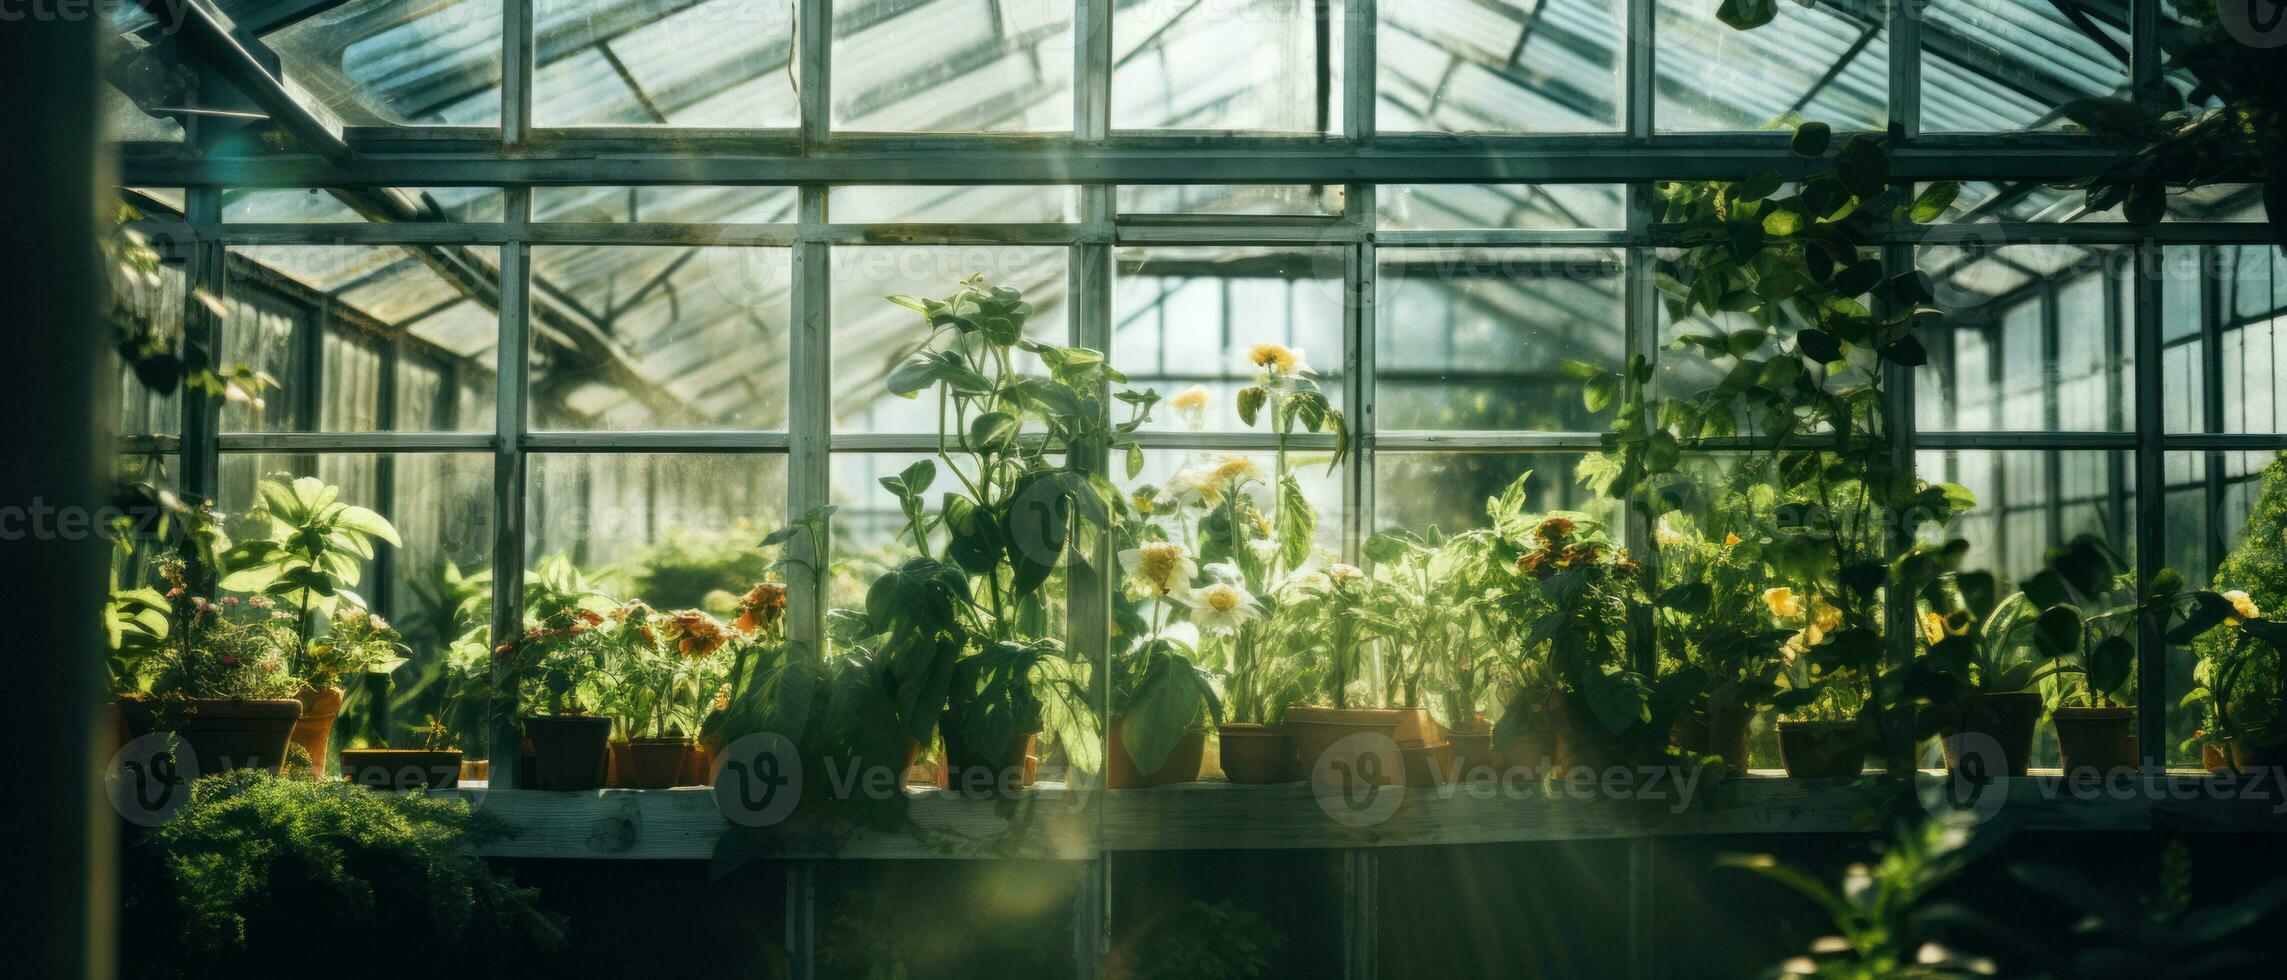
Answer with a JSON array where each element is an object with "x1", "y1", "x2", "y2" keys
[
  {"x1": 598, "y1": 606, "x2": 733, "y2": 788},
  {"x1": 1766, "y1": 585, "x2": 1878, "y2": 779},
  {"x1": 108, "y1": 502, "x2": 306, "y2": 774},
  {"x1": 217, "y1": 476, "x2": 405, "y2": 774},
  {"x1": 1356, "y1": 526, "x2": 1507, "y2": 784},
  {"x1": 2170, "y1": 585, "x2": 2286, "y2": 774},
  {"x1": 500, "y1": 558, "x2": 619, "y2": 790},
  {"x1": 2006, "y1": 538, "x2": 2142, "y2": 777}
]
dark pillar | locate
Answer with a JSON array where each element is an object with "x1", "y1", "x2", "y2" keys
[{"x1": 0, "y1": 4, "x2": 108, "y2": 978}]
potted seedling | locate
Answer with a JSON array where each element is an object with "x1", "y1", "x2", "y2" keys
[
  {"x1": 502, "y1": 559, "x2": 619, "y2": 791},
  {"x1": 218, "y1": 476, "x2": 405, "y2": 776},
  {"x1": 340, "y1": 626, "x2": 486, "y2": 791},
  {"x1": 1106, "y1": 546, "x2": 1226, "y2": 788},
  {"x1": 604, "y1": 607, "x2": 731, "y2": 789}
]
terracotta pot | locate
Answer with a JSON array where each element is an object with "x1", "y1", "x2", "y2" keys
[
  {"x1": 119, "y1": 697, "x2": 303, "y2": 775},
  {"x1": 2214, "y1": 739, "x2": 2287, "y2": 775},
  {"x1": 940, "y1": 717, "x2": 1038, "y2": 793},
  {"x1": 1400, "y1": 740, "x2": 1456, "y2": 787},
  {"x1": 1674, "y1": 702, "x2": 1753, "y2": 772},
  {"x1": 606, "y1": 739, "x2": 630, "y2": 788},
  {"x1": 621, "y1": 737, "x2": 694, "y2": 789},
  {"x1": 1941, "y1": 692, "x2": 2043, "y2": 778},
  {"x1": 1106, "y1": 719, "x2": 1207, "y2": 789},
  {"x1": 2053, "y1": 706, "x2": 2138, "y2": 777},
  {"x1": 1285, "y1": 706, "x2": 1406, "y2": 786},
  {"x1": 523, "y1": 715, "x2": 611, "y2": 791},
  {"x1": 1447, "y1": 731, "x2": 1497, "y2": 779},
  {"x1": 1218, "y1": 723, "x2": 1292, "y2": 784},
  {"x1": 340, "y1": 749, "x2": 463, "y2": 790},
  {"x1": 459, "y1": 759, "x2": 490, "y2": 784},
  {"x1": 1776, "y1": 720, "x2": 1866, "y2": 779},
  {"x1": 289, "y1": 685, "x2": 344, "y2": 776},
  {"x1": 683, "y1": 743, "x2": 715, "y2": 787}
]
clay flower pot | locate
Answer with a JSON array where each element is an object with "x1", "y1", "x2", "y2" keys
[
  {"x1": 1106, "y1": 718, "x2": 1208, "y2": 788},
  {"x1": 940, "y1": 717, "x2": 1039, "y2": 793},
  {"x1": 340, "y1": 748, "x2": 463, "y2": 790},
  {"x1": 1674, "y1": 702, "x2": 1753, "y2": 773},
  {"x1": 622, "y1": 736, "x2": 695, "y2": 789},
  {"x1": 523, "y1": 715, "x2": 611, "y2": 791},
  {"x1": 120, "y1": 697, "x2": 304, "y2": 775},
  {"x1": 1217, "y1": 723, "x2": 1292, "y2": 784},
  {"x1": 1284, "y1": 706, "x2": 1407, "y2": 786},
  {"x1": 2052, "y1": 705, "x2": 2137, "y2": 778},
  {"x1": 1941, "y1": 692, "x2": 2043, "y2": 778},
  {"x1": 289, "y1": 685, "x2": 344, "y2": 776},
  {"x1": 1776, "y1": 720, "x2": 1866, "y2": 779}
]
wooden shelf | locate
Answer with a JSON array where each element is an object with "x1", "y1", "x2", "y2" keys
[{"x1": 442, "y1": 772, "x2": 2287, "y2": 861}]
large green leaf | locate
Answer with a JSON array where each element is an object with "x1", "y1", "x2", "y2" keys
[{"x1": 1119, "y1": 654, "x2": 1212, "y2": 776}]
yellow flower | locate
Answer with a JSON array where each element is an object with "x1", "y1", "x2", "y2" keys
[
  {"x1": 1119, "y1": 541, "x2": 1197, "y2": 596},
  {"x1": 2225, "y1": 589, "x2": 2261, "y2": 622},
  {"x1": 1724, "y1": 533, "x2": 1742, "y2": 547},
  {"x1": 1328, "y1": 562, "x2": 1366, "y2": 583},
  {"x1": 1169, "y1": 385, "x2": 1213, "y2": 412},
  {"x1": 1812, "y1": 596, "x2": 1843, "y2": 635},
  {"x1": 1211, "y1": 455, "x2": 1260, "y2": 485},
  {"x1": 1763, "y1": 587, "x2": 1805, "y2": 620},
  {"x1": 1246, "y1": 342, "x2": 1308, "y2": 376},
  {"x1": 1920, "y1": 610, "x2": 1949, "y2": 646}
]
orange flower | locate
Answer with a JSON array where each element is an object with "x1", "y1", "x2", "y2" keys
[
  {"x1": 1534, "y1": 517, "x2": 1575, "y2": 547},
  {"x1": 736, "y1": 581, "x2": 789, "y2": 633},
  {"x1": 665, "y1": 610, "x2": 728, "y2": 657}
]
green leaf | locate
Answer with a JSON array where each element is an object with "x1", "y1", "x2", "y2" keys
[
  {"x1": 1790, "y1": 122, "x2": 1832, "y2": 158},
  {"x1": 967, "y1": 411, "x2": 1022, "y2": 454},
  {"x1": 1836, "y1": 136, "x2": 1890, "y2": 199},
  {"x1": 1796, "y1": 329, "x2": 1843, "y2": 363},
  {"x1": 2033, "y1": 604, "x2": 2084, "y2": 660},
  {"x1": 1584, "y1": 374, "x2": 1619, "y2": 413},
  {"x1": 1717, "y1": 0, "x2": 1779, "y2": 30},
  {"x1": 1236, "y1": 386, "x2": 1268, "y2": 428},
  {"x1": 1909, "y1": 182, "x2": 1960, "y2": 223},
  {"x1": 1735, "y1": 169, "x2": 1784, "y2": 203},
  {"x1": 1120, "y1": 654, "x2": 1212, "y2": 775},
  {"x1": 1881, "y1": 334, "x2": 1929, "y2": 366},
  {"x1": 1582, "y1": 667, "x2": 1651, "y2": 735},
  {"x1": 2087, "y1": 636, "x2": 2134, "y2": 700},
  {"x1": 1125, "y1": 443, "x2": 1145, "y2": 481}
]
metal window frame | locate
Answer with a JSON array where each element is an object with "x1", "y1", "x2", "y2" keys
[{"x1": 151, "y1": 3, "x2": 2287, "y2": 979}]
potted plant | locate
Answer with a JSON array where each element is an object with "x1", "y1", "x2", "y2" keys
[
  {"x1": 842, "y1": 277, "x2": 1143, "y2": 793},
  {"x1": 1119, "y1": 436, "x2": 1313, "y2": 785},
  {"x1": 341, "y1": 717, "x2": 465, "y2": 791},
  {"x1": 1281, "y1": 561, "x2": 1414, "y2": 783},
  {"x1": 501, "y1": 559, "x2": 619, "y2": 791},
  {"x1": 108, "y1": 503, "x2": 306, "y2": 774},
  {"x1": 218, "y1": 476, "x2": 405, "y2": 776},
  {"x1": 600, "y1": 607, "x2": 730, "y2": 789},
  {"x1": 2172, "y1": 586, "x2": 2287, "y2": 774},
  {"x1": 1921, "y1": 577, "x2": 2052, "y2": 780},
  {"x1": 1767, "y1": 587, "x2": 1877, "y2": 778},
  {"x1": 1360, "y1": 529, "x2": 1496, "y2": 785},
  {"x1": 2014, "y1": 541, "x2": 2140, "y2": 777}
]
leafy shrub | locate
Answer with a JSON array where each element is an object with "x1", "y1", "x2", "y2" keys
[{"x1": 123, "y1": 772, "x2": 562, "y2": 979}]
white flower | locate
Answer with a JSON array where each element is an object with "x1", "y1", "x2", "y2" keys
[
  {"x1": 1180, "y1": 581, "x2": 1264, "y2": 634},
  {"x1": 1328, "y1": 563, "x2": 1366, "y2": 583},
  {"x1": 1118, "y1": 541, "x2": 1197, "y2": 597},
  {"x1": 2224, "y1": 589, "x2": 2261, "y2": 621},
  {"x1": 1165, "y1": 465, "x2": 1226, "y2": 506}
]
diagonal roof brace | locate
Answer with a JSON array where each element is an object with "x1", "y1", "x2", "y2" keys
[{"x1": 132, "y1": 0, "x2": 353, "y2": 163}]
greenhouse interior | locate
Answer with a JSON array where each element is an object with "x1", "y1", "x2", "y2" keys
[{"x1": 8, "y1": 0, "x2": 2287, "y2": 977}]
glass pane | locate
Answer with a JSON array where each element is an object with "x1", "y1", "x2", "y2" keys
[
  {"x1": 1655, "y1": 0, "x2": 1887, "y2": 132},
  {"x1": 222, "y1": 188, "x2": 504, "y2": 223},
  {"x1": 1379, "y1": 0, "x2": 1625, "y2": 133},
  {"x1": 1917, "y1": 244, "x2": 2133, "y2": 432},
  {"x1": 1378, "y1": 184, "x2": 1626, "y2": 231},
  {"x1": 1114, "y1": 246, "x2": 1345, "y2": 434},
  {"x1": 1377, "y1": 247, "x2": 1625, "y2": 432},
  {"x1": 113, "y1": 207, "x2": 187, "y2": 439},
  {"x1": 529, "y1": 245, "x2": 792, "y2": 431},
  {"x1": 216, "y1": 453, "x2": 495, "y2": 763},
  {"x1": 1374, "y1": 452, "x2": 1618, "y2": 539},
  {"x1": 832, "y1": 246, "x2": 1070, "y2": 433},
  {"x1": 832, "y1": 186, "x2": 1079, "y2": 224},
  {"x1": 1925, "y1": 181, "x2": 2272, "y2": 223},
  {"x1": 1918, "y1": 0, "x2": 2130, "y2": 134},
  {"x1": 536, "y1": 0, "x2": 799, "y2": 127},
  {"x1": 1115, "y1": 0, "x2": 1345, "y2": 132},
  {"x1": 102, "y1": 5, "x2": 185, "y2": 143},
  {"x1": 2167, "y1": 450, "x2": 2287, "y2": 769},
  {"x1": 527, "y1": 453, "x2": 789, "y2": 612},
  {"x1": 832, "y1": 0, "x2": 1075, "y2": 132},
  {"x1": 264, "y1": 0, "x2": 504, "y2": 127},
  {"x1": 2161, "y1": 245, "x2": 2287, "y2": 434},
  {"x1": 1117, "y1": 185, "x2": 1345, "y2": 218},
  {"x1": 224, "y1": 246, "x2": 502, "y2": 433},
  {"x1": 532, "y1": 186, "x2": 800, "y2": 223}
]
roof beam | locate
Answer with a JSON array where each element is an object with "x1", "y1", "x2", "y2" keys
[{"x1": 132, "y1": 0, "x2": 352, "y2": 163}]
